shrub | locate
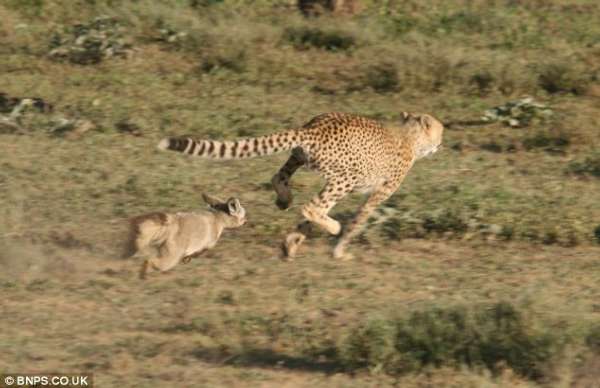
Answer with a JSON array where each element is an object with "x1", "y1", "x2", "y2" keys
[
  {"x1": 283, "y1": 27, "x2": 356, "y2": 51},
  {"x1": 5, "y1": 0, "x2": 43, "y2": 17},
  {"x1": 422, "y1": 209, "x2": 468, "y2": 236},
  {"x1": 470, "y1": 71, "x2": 495, "y2": 96},
  {"x1": 199, "y1": 49, "x2": 246, "y2": 74},
  {"x1": 340, "y1": 318, "x2": 396, "y2": 371},
  {"x1": 341, "y1": 302, "x2": 562, "y2": 380},
  {"x1": 586, "y1": 324, "x2": 600, "y2": 353},
  {"x1": 385, "y1": 15, "x2": 418, "y2": 37},
  {"x1": 522, "y1": 131, "x2": 570, "y2": 153},
  {"x1": 594, "y1": 225, "x2": 600, "y2": 244},
  {"x1": 538, "y1": 63, "x2": 589, "y2": 95},
  {"x1": 190, "y1": 0, "x2": 224, "y2": 7},
  {"x1": 215, "y1": 290, "x2": 235, "y2": 305},
  {"x1": 479, "y1": 140, "x2": 504, "y2": 153},
  {"x1": 566, "y1": 154, "x2": 600, "y2": 178},
  {"x1": 49, "y1": 16, "x2": 133, "y2": 65},
  {"x1": 394, "y1": 305, "x2": 477, "y2": 371},
  {"x1": 436, "y1": 10, "x2": 485, "y2": 34},
  {"x1": 363, "y1": 62, "x2": 400, "y2": 93}
]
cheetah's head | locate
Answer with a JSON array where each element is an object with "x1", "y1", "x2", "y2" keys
[{"x1": 401, "y1": 112, "x2": 444, "y2": 159}]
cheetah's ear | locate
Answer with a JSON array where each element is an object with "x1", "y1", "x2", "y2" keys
[
  {"x1": 400, "y1": 111, "x2": 410, "y2": 123},
  {"x1": 420, "y1": 115, "x2": 433, "y2": 130},
  {"x1": 202, "y1": 193, "x2": 225, "y2": 208}
]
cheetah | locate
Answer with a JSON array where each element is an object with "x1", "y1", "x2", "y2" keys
[{"x1": 157, "y1": 112, "x2": 444, "y2": 259}]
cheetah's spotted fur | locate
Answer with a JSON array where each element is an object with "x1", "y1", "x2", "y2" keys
[{"x1": 158, "y1": 112, "x2": 444, "y2": 259}]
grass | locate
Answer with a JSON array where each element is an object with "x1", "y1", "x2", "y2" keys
[{"x1": 1, "y1": 0, "x2": 600, "y2": 386}]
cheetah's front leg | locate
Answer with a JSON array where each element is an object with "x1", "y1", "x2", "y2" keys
[
  {"x1": 283, "y1": 179, "x2": 353, "y2": 259},
  {"x1": 333, "y1": 182, "x2": 398, "y2": 260}
]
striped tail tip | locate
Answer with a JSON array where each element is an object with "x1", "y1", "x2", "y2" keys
[
  {"x1": 157, "y1": 137, "x2": 192, "y2": 152},
  {"x1": 157, "y1": 138, "x2": 171, "y2": 151}
]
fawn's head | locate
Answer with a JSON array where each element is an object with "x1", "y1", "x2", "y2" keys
[{"x1": 202, "y1": 193, "x2": 247, "y2": 227}]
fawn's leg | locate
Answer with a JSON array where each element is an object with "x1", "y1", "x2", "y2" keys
[{"x1": 139, "y1": 243, "x2": 183, "y2": 279}]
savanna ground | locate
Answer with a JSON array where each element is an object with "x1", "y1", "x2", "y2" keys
[{"x1": 1, "y1": 1, "x2": 600, "y2": 387}]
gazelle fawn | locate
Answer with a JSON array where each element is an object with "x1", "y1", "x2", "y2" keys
[{"x1": 126, "y1": 193, "x2": 246, "y2": 279}]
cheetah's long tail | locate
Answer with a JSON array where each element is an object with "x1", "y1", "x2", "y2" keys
[{"x1": 157, "y1": 129, "x2": 304, "y2": 160}]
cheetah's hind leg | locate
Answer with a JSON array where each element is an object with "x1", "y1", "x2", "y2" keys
[{"x1": 271, "y1": 148, "x2": 307, "y2": 210}]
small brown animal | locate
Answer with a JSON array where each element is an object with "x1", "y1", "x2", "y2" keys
[
  {"x1": 127, "y1": 194, "x2": 246, "y2": 279},
  {"x1": 158, "y1": 111, "x2": 443, "y2": 260}
]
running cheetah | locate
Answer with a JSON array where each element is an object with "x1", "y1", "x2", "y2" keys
[{"x1": 158, "y1": 112, "x2": 444, "y2": 259}]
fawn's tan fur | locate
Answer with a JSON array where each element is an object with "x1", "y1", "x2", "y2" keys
[{"x1": 127, "y1": 194, "x2": 246, "y2": 279}]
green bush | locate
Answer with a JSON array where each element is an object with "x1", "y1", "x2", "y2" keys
[
  {"x1": 470, "y1": 71, "x2": 495, "y2": 96},
  {"x1": 48, "y1": 16, "x2": 133, "y2": 65},
  {"x1": 479, "y1": 140, "x2": 504, "y2": 153},
  {"x1": 363, "y1": 62, "x2": 400, "y2": 93},
  {"x1": 436, "y1": 11, "x2": 485, "y2": 34},
  {"x1": 394, "y1": 305, "x2": 477, "y2": 370},
  {"x1": 5, "y1": 0, "x2": 44, "y2": 16},
  {"x1": 384, "y1": 15, "x2": 418, "y2": 37},
  {"x1": 567, "y1": 154, "x2": 600, "y2": 178},
  {"x1": 586, "y1": 324, "x2": 600, "y2": 353},
  {"x1": 283, "y1": 27, "x2": 356, "y2": 51},
  {"x1": 422, "y1": 209, "x2": 468, "y2": 236},
  {"x1": 522, "y1": 131, "x2": 570, "y2": 153},
  {"x1": 199, "y1": 49, "x2": 246, "y2": 73},
  {"x1": 538, "y1": 63, "x2": 589, "y2": 95},
  {"x1": 340, "y1": 318, "x2": 396, "y2": 371},
  {"x1": 340, "y1": 302, "x2": 562, "y2": 380},
  {"x1": 190, "y1": 0, "x2": 224, "y2": 6}
]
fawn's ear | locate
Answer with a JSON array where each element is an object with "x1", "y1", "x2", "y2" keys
[
  {"x1": 202, "y1": 193, "x2": 224, "y2": 208},
  {"x1": 227, "y1": 198, "x2": 241, "y2": 215}
]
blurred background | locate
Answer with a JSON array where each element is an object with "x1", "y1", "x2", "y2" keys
[{"x1": 1, "y1": 1, "x2": 599, "y2": 386}]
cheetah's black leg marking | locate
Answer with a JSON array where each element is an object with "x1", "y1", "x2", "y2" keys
[{"x1": 271, "y1": 147, "x2": 307, "y2": 210}]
